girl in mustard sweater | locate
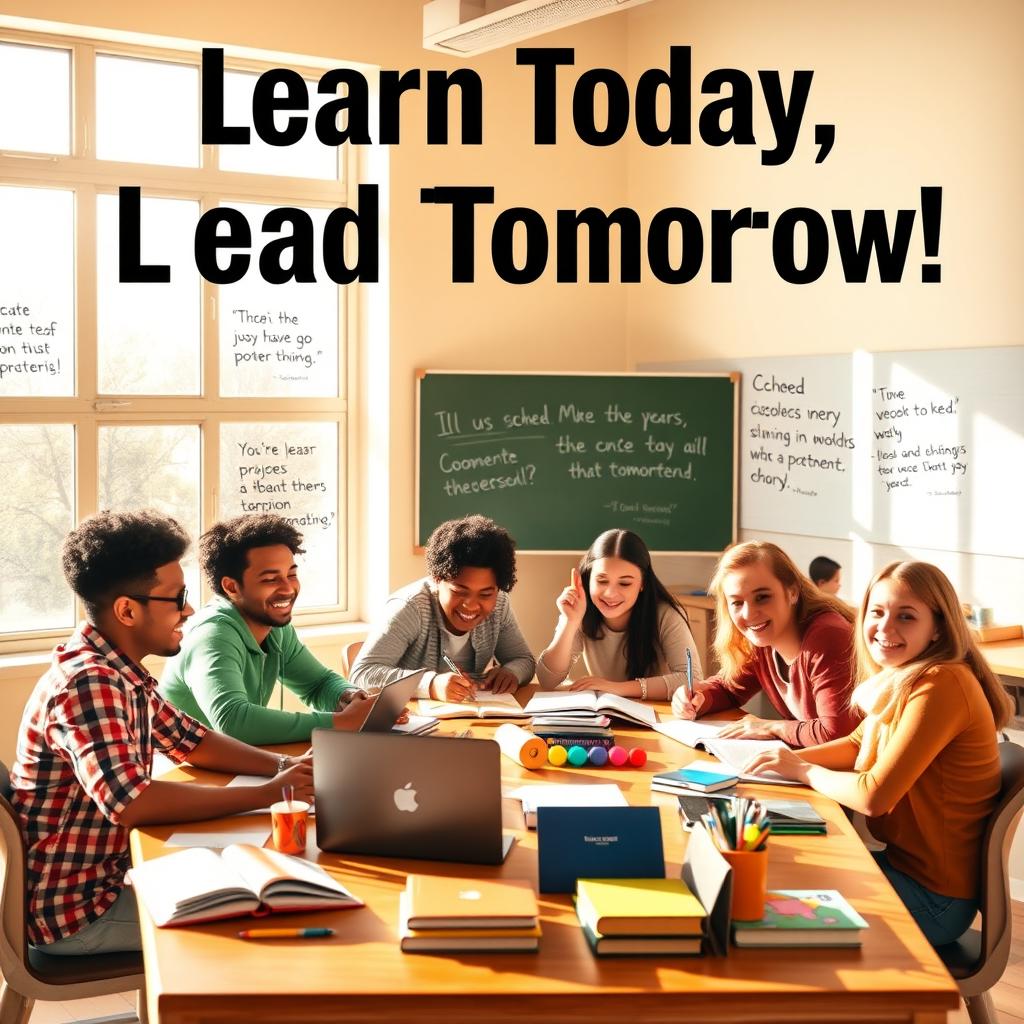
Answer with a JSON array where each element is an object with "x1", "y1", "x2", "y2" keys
[{"x1": 746, "y1": 560, "x2": 1013, "y2": 946}]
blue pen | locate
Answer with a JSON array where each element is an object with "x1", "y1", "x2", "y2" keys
[{"x1": 685, "y1": 648, "x2": 694, "y2": 700}]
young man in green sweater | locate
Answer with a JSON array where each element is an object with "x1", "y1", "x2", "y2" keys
[{"x1": 161, "y1": 514, "x2": 372, "y2": 744}]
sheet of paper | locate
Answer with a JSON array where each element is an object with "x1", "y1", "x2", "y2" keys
[
  {"x1": 507, "y1": 782, "x2": 627, "y2": 812},
  {"x1": 653, "y1": 718, "x2": 728, "y2": 748},
  {"x1": 226, "y1": 774, "x2": 317, "y2": 816},
  {"x1": 165, "y1": 831, "x2": 269, "y2": 849}
]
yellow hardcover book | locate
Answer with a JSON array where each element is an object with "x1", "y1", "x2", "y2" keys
[{"x1": 576, "y1": 878, "x2": 706, "y2": 936}]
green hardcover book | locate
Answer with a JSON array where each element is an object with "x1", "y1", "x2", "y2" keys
[{"x1": 732, "y1": 890, "x2": 868, "y2": 947}]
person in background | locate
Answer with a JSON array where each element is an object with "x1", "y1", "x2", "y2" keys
[
  {"x1": 349, "y1": 515, "x2": 535, "y2": 701},
  {"x1": 744, "y1": 560, "x2": 1012, "y2": 947},
  {"x1": 672, "y1": 540, "x2": 859, "y2": 747},
  {"x1": 161, "y1": 514, "x2": 373, "y2": 744},
  {"x1": 10, "y1": 510, "x2": 313, "y2": 955},
  {"x1": 809, "y1": 555, "x2": 843, "y2": 596},
  {"x1": 535, "y1": 528, "x2": 702, "y2": 700}
]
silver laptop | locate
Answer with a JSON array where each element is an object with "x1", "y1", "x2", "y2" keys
[
  {"x1": 358, "y1": 669, "x2": 428, "y2": 733},
  {"x1": 312, "y1": 730, "x2": 507, "y2": 864}
]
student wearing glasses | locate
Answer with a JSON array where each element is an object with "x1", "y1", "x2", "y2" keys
[
  {"x1": 10, "y1": 510, "x2": 314, "y2": 955},
  {"x1": 161, "y1": 514, "x2": 372, "y2": 744}
]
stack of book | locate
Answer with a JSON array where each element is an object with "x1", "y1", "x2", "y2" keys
[
  {"x1": 575, "y1": 877, "x2": 706, "y2": 956},
  {"x1": 524, "y1": 690, "x2": 658, "y2": 728},
  {"x1": 531, "y1": 713, "x2": 615, "y2": 750},
  {"x1": 676, "y1": 795, "x2": 827, "y2": 835},
  {"x1": 651, "y1": 763, "x2": 739, "y2": 795},
  {"x1": 398, "y1": 875, "x2": 541, "y2": 952}
]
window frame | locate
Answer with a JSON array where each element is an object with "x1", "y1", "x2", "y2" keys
[{"x1": 0, "y1": 28, "x2": 361, "y2": 654}]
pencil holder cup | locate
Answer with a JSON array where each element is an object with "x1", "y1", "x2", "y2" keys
[
  {"x1": 271, "y1": 800, "x2": 310, "y2": 855},
  {"x1": 721, "y1": 849, "x2": 768, "y2": 922}
]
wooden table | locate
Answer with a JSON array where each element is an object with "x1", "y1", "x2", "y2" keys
[
  {"x1": 131, "y1": 716, "x2": 959, "y2": 1024},
  {"x1": 980, "y1": 638, "x2": 1024, "y2": 680}
]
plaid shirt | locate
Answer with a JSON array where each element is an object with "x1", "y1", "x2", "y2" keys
[{"x1": 10, "y1": 623, "x2": 208, "y2": 945}]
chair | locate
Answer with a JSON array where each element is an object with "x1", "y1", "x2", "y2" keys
[
  {"x1": 938, "y1": 739, "x2": 1024, "y2": 1024},
  {"x1": 0, "y1": 760, "x2": 146, "y2": 1024},
  {"x1": 341, "y1": 640, "x2": 364, "y2": 677}
]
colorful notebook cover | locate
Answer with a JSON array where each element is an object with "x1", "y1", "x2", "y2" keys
[
  {"x1": 576, "y1": 878, "x2": 705, "y2": 935},
  {"x1": 653, "y1": 766, "x2": 739, "y2": 793},
  {"x1": 732, "y1": 890, "x2": 868, "y2": 946}
]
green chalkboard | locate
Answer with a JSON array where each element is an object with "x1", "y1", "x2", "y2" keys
[{"x1": 416, "y1": 371, "x2": 738, "y2": 553}]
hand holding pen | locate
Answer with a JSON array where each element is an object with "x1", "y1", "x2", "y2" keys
[{"x1": 435, "y1": 654, "x2": 477, "y2": 703}]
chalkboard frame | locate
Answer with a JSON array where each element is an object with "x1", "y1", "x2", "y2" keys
[{"x1": 415, "y1": 369, "x2": 740, "y2": 555}]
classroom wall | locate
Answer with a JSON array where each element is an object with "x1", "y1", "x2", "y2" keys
[{"x1": 624, "y1": 0, "x2": 1024, "y2": 619}]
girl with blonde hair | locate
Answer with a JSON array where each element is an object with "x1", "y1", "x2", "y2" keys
[
  {"x1": 671, "y1": 540, "x2": 858, "y2": 746},
  {"x1": 745, "y1": 560, "x2": 1012, "y2": 946}
]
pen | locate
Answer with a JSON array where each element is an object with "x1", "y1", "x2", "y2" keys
[
  {"x1": 238, "y1": 927, "x2": 335, "y2": 940},
  {"x1": 685, "y1": 647, "x2": 693, "y2": 700},
  {"x1": 441, "y1": 654, "x2": 475, "y2": 701}
]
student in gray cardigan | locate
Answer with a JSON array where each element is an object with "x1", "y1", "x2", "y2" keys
[{"x1": 350, "y1": 516, "x2": 536, "y2": 701}]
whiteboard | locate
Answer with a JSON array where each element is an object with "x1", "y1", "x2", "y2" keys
[{"x1": 645, "y1": 347, "x2": 1024, "y2": 559}]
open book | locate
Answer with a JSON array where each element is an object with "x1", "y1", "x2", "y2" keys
[
  {"x1": 523, "y1": 690, "x2": 658, "y2": 728},
  {"x1": 128, "y1": 844, "x2": 362, "y2": 927},
  {"x1": 654, "y1": 722, "x2": 800, "y2": 786},
  {"x1": 419, "y1": 690, "x2": 529, "y2": 719}
]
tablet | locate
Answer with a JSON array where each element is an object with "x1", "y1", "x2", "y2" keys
[{"x1": 358, "y1": 669, "x2": 429, "y2": 733}]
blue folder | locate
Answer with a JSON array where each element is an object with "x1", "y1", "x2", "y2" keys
[{"x1": 536, "y1": 806, "x2": 665, "y2": 893}]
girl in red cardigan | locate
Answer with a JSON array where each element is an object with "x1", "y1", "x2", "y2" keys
[{"x1": 672, "y1": 540, "x2": 858, "y2": 747}]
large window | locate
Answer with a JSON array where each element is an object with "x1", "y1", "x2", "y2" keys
[{"x1": 0, "y1": 32, "x2": 356, "y2": 648}]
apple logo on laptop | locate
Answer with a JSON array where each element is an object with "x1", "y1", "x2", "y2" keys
[
  {"x1": 393, "y1": 782, "x2": 419, "y2": 813},
  {"x1": 457, "y1": 890, "x2": 482, "y2": 901}
]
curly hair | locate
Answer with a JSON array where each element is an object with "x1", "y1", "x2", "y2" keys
[
  {"x1": 200, "y1": 514, "x2": 306, "y2": 596},
  {"x1": 425, "y1": 515, "x2": 518, "y2": 591},
  {"x1": 61, "y1": 509, "x2": 190, "y2": 621}
]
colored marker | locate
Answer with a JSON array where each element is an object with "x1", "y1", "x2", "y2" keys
[{"x1": 238, "y1": 927, "x2": 335, "y2": 940}]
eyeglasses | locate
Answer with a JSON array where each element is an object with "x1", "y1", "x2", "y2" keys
[{"x1": 125, "y1": 587, "x2": 189, "y2": 612}]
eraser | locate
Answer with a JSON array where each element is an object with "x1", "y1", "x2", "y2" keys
[
  {"x1": 628, "y1": 747, "x2": 647, "y2": 768},
  {"x1": 608, "y1": 745, "x2": 628, "y2": 767},
  {"x1": 588, "y1": 745, "x2": 609, "y2": 767},
  {"x1": 567, "y1": 745, "x2": 589, "y2": 767},
  {"x1": 547, "y1": 744, "x2": 568, "y2": 766}
]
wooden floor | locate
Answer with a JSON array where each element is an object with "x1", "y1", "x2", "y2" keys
[{"x1": 11, "y1": 902, "x2": 1024, "y2": 1022}]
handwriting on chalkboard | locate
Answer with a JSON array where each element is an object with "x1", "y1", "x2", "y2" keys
[
  {"x1": 433, "y1": 400, "x2": 713, "y2": 528},
  {"x1": 0, "y1": 304, "x2": 63, "y2": 379},
  {"x1": 234, "y1": 440, "x2": 335, "y2": 529},
  {"x1": 230, "y1": 308, "x2": 324, "y2": 379},
  {"x1": 872, "y1": 386, "x2": 966, "y2": 495},
  {"x1": 744, "y1": 373, "x2": 853, "y2": 494}
]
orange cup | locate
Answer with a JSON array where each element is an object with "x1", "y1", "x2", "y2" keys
[
  {"x1": 721, "y1": 849, "x2": 768, "y2": 922},
  {"x1": 270, "y1": 800, "x2": 310, "y2": 855}
]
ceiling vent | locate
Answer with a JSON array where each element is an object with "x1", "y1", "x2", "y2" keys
[{"x1": 423, "y1": 0, "x2": 653, "y2": 56}]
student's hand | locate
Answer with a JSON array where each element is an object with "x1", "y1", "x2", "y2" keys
[
  {"x1": 743, "y1": 746, "x2": 809, "y2": 785},
  {"x1": 567, "y1": 676, "x2": 621, "y2": 694},
  {"x1": 555, "y1": 568, "x2": 587, "y2": 628},
  {"x1": 481, "y1": 666, "x2": 519, "y2": 694},
  {"x1": 716, "y1": 714, "x2": 785, "y2": 740},
  {"x1": 332, "y1": 696, "x2": 376, "y2": 731},
  {"x1": 431, "y1": 672, "x2": 477, "y2": 703},
  {"x1": 671, "y1": 685, "x2": 696, "y2": 719},
  {"x1": 267, "y1": 757, "x2": 315, "y2": 804}
]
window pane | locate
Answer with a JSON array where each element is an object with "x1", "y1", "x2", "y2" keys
[
  {"x1": 0, "y1": 424, "x2": 75, "y2": 633},
  {"x1": 0, "y1": 42, "x2": 70, "y2": 154},
  {"x1": 96, "y1": 194, "x2": 201, "y2": 395},
  {"x1": 96, "y1": 55, "x2": 199, "y2": 167},
  {"x1": 219, "y1": 422, "x2": 341, "y2": 608},
  {"x1": 219, "y1": 70, "x2": 339, "y2": 180},
  {"x1": 218, "y1": 202, "x2": 340, "y2": 398},
  {"x1": 98, "y1": 424, "x2": 201, "y2": 599},
  {"x1": 0, "y1": 185, "x2": 74, "y2": 397}
]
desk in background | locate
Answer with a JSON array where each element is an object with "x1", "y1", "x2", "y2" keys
[
  {"x1": 131, "y1": 716, "x2": 958, "y2": 1024},
  {"x1": 669, "y1": 586, "x2": 718, "y2": 676}
]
